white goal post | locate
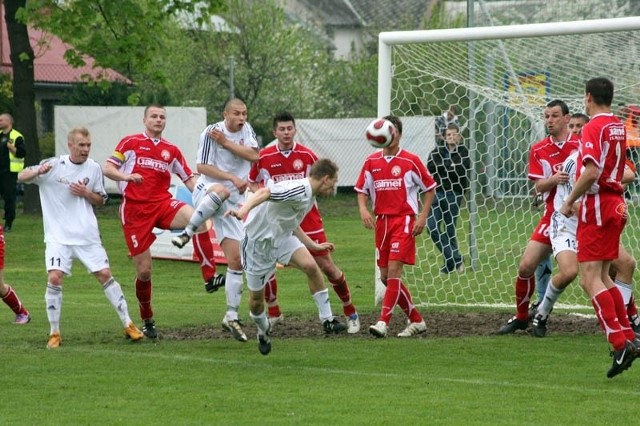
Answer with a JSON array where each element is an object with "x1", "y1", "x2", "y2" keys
[{"x1": 375, "y1": 17, "x2": 640, "y2": 309}]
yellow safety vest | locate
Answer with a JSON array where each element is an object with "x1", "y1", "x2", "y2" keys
[{"x1": 7, "y1": 129, "x2": 24, "y2": 173}]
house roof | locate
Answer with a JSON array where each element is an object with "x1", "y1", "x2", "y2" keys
[
  {"x1": 297, "y1": 0, "x2": 363, "y2": 28},
  {"x1": 0, "y1": 22, "x2": 130, "y2": 85}
]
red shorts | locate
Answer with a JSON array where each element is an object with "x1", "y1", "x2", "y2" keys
[
  {"x1": 529, "y1": 211, "x2": 552, "y2": 245},
  {"x1": 577, "y1": 193, "x2": 627, "y2": 262},
  {"x1": 306, "y1": 230, "x2": 330, "y2": 257},
  {"x1": 375, "y1": 215, "x2": 416, "y2": 267},
  {"x1": 120, "y1": 198, "x2": 187, "y2": 256}
]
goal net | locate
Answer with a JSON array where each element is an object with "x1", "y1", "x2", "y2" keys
[{"x1": 376, "y1": 17, "x2": 640, "y2": 310}]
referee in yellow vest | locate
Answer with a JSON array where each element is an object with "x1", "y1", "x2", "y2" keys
[{"x1": 0, "y1": 113, "x2": 25, "y2": 232}]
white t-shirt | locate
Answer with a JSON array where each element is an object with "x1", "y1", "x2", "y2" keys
[
  {"x1": 196, "y1": 120, "x2": 258, "y2": 204},
  {"x1": 244, "y1": 178, "x2": 315, "y2": 241},
  {"x1": 553, "y1": 150, "x2": 579, "y2": 213},
  {"x1": 25, "y1": 155, "x2": 107, "y2": 245}
]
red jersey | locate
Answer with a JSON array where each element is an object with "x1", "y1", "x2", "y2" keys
[
  {"x1": 248, "y1": 142, "x2": 323, "y2": 234},
  {"x1": 577, "y1": 112, "x2": 626, "y2": 195},
  {"x1": 107, "y1": 132, "x2": 194, "y2": 203},
  {"x1": 355, "y1": 149, "x2": 437, "y2": 216},
  {"x1": 528, "y1": 133, "x2": 580, "y2": 217}
]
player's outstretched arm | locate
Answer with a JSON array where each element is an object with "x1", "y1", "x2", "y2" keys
[
  {"x1": 293, "y1": 227, "x2": 335, "y2": 252},
  {"x1": 226, "y1": 186, "x2": 271, "y2": 220},
  {"x1": 18, "y1": 162, "x2": 52, "y2": 182},
  {"x1": 103, "y1": 161, "x2": 143, "y2": 183}
]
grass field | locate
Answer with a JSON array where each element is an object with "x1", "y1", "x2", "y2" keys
[{"x1": 2, "y1": 194, "x2": 640, "y2": 425}]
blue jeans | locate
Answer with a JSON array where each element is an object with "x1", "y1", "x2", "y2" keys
[
  {"x1": 535, "y1": 255, "x2": 552, "y2": 302},
  {"x1": 427, "y1": 190, "x2": 463, "y2": 270}
]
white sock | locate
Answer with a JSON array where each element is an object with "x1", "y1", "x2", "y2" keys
[
  {"x1": 312, "y1": 289, "x2": 333, "y2": 322},
  {"x1": 224, "y1": 269, "x2": 243, "y2": 321},
  {"x1": 250, "y1": 310, "x2": 270, "y2": 335},
  {"x1": 45, "y1": 283, "x2": 62, "y2": 334},
  {"x1": 103, "y1": 277, "x2": 132, "y2": 327},
  {"x1": 537, "y1": 281, "x2": 564, "y2": 318},
  {"x1": 615, "y1": 279, "x2": 633, "y2": 305},
  {"x1": 186, "y1": 192, "x2": 223, "y2": 236}
]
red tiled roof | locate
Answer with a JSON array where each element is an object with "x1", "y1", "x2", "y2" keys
[{"x1": 1, "y1": 24, "x2": 130, "y2": 85}]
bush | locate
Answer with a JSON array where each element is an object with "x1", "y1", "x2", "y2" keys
[{"x1": 39, "y1": 132, "x2": 55, "y2": 159}]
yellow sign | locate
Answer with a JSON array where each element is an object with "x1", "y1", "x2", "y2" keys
[{"x1": 505, "y1": 71, "x2": 550, "y2": 107}]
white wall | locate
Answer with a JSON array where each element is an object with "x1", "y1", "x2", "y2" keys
[
  {"x1": 54, "y1": 106, "x2": 207, "y2": 193},
  {"x1": 295, "y1": 116, "x2": 436, "y2": 187},
  {"x1": 54, "y1": 109, "x2": 435, "y2": 191}
]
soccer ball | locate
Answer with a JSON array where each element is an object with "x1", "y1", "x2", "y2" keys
[{"x1": 365, "y1": 118, "x2": 395, "y2": 149}]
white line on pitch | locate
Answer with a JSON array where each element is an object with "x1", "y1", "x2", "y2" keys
[{"x1": 71, "y1": 346, "x2": 640, "y2": 397}]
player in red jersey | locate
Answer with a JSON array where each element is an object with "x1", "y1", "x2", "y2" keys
[
  {"x1": 560, "y1": 78, "x2": 639, "y2": 378},
  {"x1": 248, "y1": 111, "x2": 360, "y2": 333},
  {"x1": 0, "y1": 225, "x2": 30, "y2": 324},
  {"x1": 103, "y1": 104, "x2": 221, "y2": 339},
  {"x1": 355, "y1": 115, "x2": 437, "y2": 338},
  {"x1": 498, "y1": 100, "x2": 580, "y2": 334}
]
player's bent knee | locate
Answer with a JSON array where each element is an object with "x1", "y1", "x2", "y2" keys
[{"x1": 209, "y1": 184, "x2": 230, "y2": 201}]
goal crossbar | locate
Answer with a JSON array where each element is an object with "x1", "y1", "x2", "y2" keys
[{"x1": 378, "y1": 17, "x2": 640, "y2": 115}]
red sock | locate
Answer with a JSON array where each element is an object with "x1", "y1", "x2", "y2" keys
[
  {"x1": 1, "y1": 286, "x2": 28, "y2": 315},
  {"x1": 329, "y1": 273, "x2": 356, "y2": 317},
  {"x1": 396, "y1": 281, "x2": 423, "y2": 323},
  {"x1": 135, "y1": 277, "x2": 153, "y2": 320},
  {"x1": 193, "y1": 231, "x2": 217, "y2": 282},
  {"x1": 380, "y1": 278, "x2": 401, "y2": 323},
  {"x1": 592, "y1": 289, "x2": 626, "y2": 350},
  {"x1": 608, "y1": 286, "x2": 636, "y2": 341},
  {"x1": 627, "y1": 295, "x2": 638, "y2": 319},
  {"x1": 264, "y1": 275, "x2": 281, "y2": 317},
  {"x1": 515, "y1": 275, "x2": 534, "y2": 320}
]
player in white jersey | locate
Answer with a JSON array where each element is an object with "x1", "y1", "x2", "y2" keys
[
  {"x1": 530, "y1": 151, "x2": 579, "y2": 337},
  {"x1": 226, "y1": 159, "x2": 347, "y2": 355},
  {"x1": 171, "y1": 98, "x2": 259, "y2": 342},
  {"x1": 18, "y1": 127, "x2": 143, "y2": 349},
  {"x1": 532, "y1": 152, "x2": 640, "y2": 338}
]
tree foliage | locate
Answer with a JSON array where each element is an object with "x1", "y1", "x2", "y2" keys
[
  {"x1": 163, "y1": 0, "x2": 338, "y2": 140},
  {"x1": 23, "y1": 0, "x2": 225, "y2": 103}
]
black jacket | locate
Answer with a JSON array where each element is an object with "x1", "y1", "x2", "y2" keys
[{"x1": 426, "y1": 144, "x2": 470, "y2": 194}]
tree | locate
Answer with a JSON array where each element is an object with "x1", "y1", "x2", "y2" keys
[
  {"x1": 24, "y1": 0, "x2": 225, "y2": 103},
  {"x1": 162, "y1": 0, "x2": 339, "y2": 140},
  {"x1": 4, "y1": 0, "x2": 40, "y2": 213}
]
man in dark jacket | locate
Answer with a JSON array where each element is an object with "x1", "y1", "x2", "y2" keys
[{"x1": 427, "y1": 123, "x2": 470, "y2": 273}]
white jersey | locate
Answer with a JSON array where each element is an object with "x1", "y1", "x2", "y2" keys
[
  {"x1": 196, "y1": 120, "x2": 258, "y2": 204},
  {"x1": 553, "y1": 151, "x2": 579, "y2": 212},
  {"x1": 550, "y1": 151, "x2": 579, "y2": 252},
  {"x1": 244, "y1": 178, "x2": 315, "y2": 241},
  {"x1": 25, "y1": 155, "x2": 107, "y2": 245}
]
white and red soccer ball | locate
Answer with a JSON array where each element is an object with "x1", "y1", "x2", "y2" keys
[{"x1": 365, "y1": 118, "x2": 395, "y2": 149}]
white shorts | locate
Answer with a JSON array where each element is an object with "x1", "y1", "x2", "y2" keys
[
  {"x1": 550, "y1": 211, "x2": 578, "y2": 257},
  {"x1": 242, "y1": 234, "x2": 305, "y2": 291},
  {"x1": 45, "y1": 242, "x2": 110, "y2": 275},
  {"x1": 192, "y1": 182, "x2": 243, "y2": 242}
]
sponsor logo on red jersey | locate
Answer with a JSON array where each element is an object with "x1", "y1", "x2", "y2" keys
[
  {"x1": 137, "y1": 157, "x2": 169, "y2": 172},
  {"x1": 374, "y1": 179, "x2": 402, "y2": 189},
  {"x1": 273, "y1": 172, "x2": 305, "y2": 182}
]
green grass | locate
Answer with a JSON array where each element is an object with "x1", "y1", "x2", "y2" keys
[{"x1": 2, "y1": 195, "x2": 640, "y2": 424}]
